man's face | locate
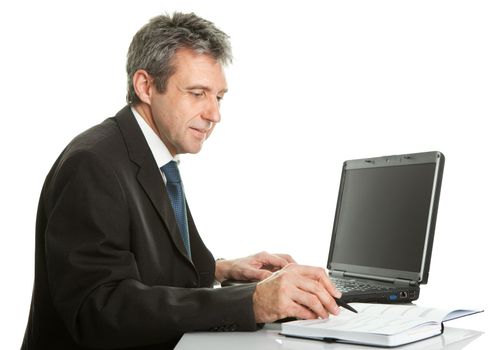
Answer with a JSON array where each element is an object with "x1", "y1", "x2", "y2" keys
[{"x1": 149, "y1": 49, "x2": 228, "y2": 156}]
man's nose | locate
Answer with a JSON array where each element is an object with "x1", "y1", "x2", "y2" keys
[{"x1": 204, "y1": 96, "x2": 221, "y2": 123}]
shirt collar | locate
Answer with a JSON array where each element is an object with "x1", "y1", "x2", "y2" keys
[{"x1": 131, "y1": 106, "x2": 179, "y2": 168}]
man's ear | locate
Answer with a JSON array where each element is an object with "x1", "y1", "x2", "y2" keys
[{"x1": 133, "y1": 69, "x2": 153, "y2": 105}]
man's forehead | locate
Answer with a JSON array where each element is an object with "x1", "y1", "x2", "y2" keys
[
  {"x1": 172, "y1": 49, "x2": 224, "y2": 74},
  {"x1": 171, "y1": 49, "x2": 228, "y2": 91}
]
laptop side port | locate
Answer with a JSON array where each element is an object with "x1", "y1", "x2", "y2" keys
[{"x1": 399, "y1": 291, "x2": 408, "y2": 299}]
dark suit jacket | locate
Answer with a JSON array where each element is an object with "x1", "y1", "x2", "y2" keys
[{"x1": 22, "y1": 106, "x2": 257, "y2": 350}]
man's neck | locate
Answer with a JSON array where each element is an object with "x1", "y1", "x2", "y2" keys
[
  {"x1": 133, "y1": 103, "x2": 159, "y2": 135},
  {"x1": 132, "y1": 103, "x2": 177, "y2": 157}
]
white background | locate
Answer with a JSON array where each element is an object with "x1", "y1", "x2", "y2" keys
[{"x1": 1, "y1": 0, "x2": 492, "y2": 348}]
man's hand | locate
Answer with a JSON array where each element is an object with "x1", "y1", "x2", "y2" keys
[
  {"x1": 252, "y1": 264, "x2": 342, "y2": 322},
  {"x1": 215, "y1": 251, "x2": 296, "y2": 282}
]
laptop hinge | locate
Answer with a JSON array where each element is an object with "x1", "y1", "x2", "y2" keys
[
  {"x1": 330, "y1": 271, "x2": 418, "y2": 286},
  {"x1": 395, "y1": 278, "x2": 419, "y2": 286},
  {"x1": 328, "y1": 270, "x2": 345, "y2": 278}
]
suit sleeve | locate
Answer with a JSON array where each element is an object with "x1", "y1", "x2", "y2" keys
[{"x1": 44, "y1": 150, "x2": 258, "y2": 348}]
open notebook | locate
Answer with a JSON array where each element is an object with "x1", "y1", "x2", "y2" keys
[{"x1": 281, "y1": 303, "x2": 482, "y2": 347}]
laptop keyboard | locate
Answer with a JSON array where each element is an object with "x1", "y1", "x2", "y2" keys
[{"x1": 331, "y1": 277, "x2": 394, "y2": 292}]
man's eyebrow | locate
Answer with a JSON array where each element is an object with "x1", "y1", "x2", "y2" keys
[{"x1": 185, "y1": 85, "x2": 228, "y2": 94}]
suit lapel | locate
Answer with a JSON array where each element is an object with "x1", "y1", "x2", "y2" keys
[{"x1": 114, "y1": 106, "x2": 193, "y2": 263}]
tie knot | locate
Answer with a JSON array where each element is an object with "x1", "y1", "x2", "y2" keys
[{"x1": 161, "y1": 161, "x2": 182, "y2": 183}]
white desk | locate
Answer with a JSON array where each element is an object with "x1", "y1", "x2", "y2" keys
[{"x1": 176, "y1": 323, "x2": 484, "y2": 350}]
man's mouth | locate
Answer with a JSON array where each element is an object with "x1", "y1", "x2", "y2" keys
[{"x1": 190, "y1": 127, "x2": 208, "y2": 139}]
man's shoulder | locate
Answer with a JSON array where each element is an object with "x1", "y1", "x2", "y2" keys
[
  {"x1": 52, "y1": 106, "x2": 139, "y2": 174},
  {"x1": 45, "y1": 106, "x2": 149, "y2": 186},
  {"x1": 64, "y1": 106, "x2": 136, "y2": 160},
  {"x1": 66, "y1": 117, "x2": 123, "y2": 158}
]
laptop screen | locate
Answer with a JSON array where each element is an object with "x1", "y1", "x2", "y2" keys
[{"x1": 328, "y1": 152, "x2": 444, "y2": 283}]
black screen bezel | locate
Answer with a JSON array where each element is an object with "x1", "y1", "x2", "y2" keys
[{"x1": 326, "y1": 151, "x2": 444, "y2": 284}]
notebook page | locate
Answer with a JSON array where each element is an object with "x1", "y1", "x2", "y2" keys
[
  {"x1": 299, "y1": 308, "x2": 437, "y2": 336},
  {"x1": 348, "y1": 303, "x2": 482, "y2": 323}
]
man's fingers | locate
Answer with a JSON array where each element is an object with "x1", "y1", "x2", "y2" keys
[
  {"x1": 296, "y1": 278, "x2": 339, "y2": 316},
  {"x1": 291, "y1": 288, "x2": 329, "y2": 319},
  {"x1": 255, "y1": 251, "x2": 292, "y2": 270},
  {"x1": 244, "y1": 267, "x2": 272, "y2": 281},
  {"x1": 317, "y1": 273, "x2": 341, "y2": 299},
  {"x1": 288, "y1": 302, "x2": 318, "y2": 320},
  {"x1": 274, "y1": 254, "x2": 297, "y2": 264},
  {"x1": 252, "y1": 266, "x2": 341, "y2": 323},
  {"x1": 296, "y1": 265, "x2": 342, "y2": 298}
]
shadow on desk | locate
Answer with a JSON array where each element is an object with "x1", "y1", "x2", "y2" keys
[{"x1": 175, "y1": 324, "x2": 483, "y2": 350}]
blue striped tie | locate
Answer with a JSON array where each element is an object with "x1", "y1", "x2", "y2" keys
[{"x1": 161, "y1": 161, "x2": 191, "y2": 257}]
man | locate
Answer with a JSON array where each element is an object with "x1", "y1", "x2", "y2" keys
[{"x1": 22, "y1": 12, "x2": 341, "y2": 350}]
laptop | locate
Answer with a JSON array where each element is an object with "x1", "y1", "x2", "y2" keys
[{"x1": 328, "y1": 151, "x2": 444, "y2": 303}]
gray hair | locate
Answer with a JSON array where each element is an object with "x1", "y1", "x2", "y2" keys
[{"x1": 126, "y1": 12, "x2": 232, "y2": 104}]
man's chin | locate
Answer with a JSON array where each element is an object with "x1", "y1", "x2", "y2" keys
[{"x1": 180, "y1": 142, "x2": 204, "y2": 155}]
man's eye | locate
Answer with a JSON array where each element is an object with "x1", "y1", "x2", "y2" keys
[{"x1": 190, "y1": 91, "x2": 204, "y2": 97}]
